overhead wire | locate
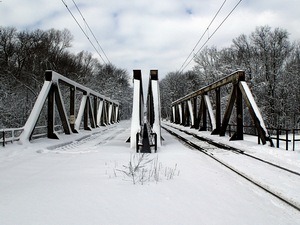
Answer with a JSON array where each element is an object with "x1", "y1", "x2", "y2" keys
[
  {"x1": 179, "y1": 0, "x2": 227, "y2": 73},
  {"x1": 71, "y1": 0, "x2": 111, "y2": 64},
  {"x1": 179, "y1": 0, "x2": 243, "y2": 73},
  {"x1": 60, "y1": 0, "x2": 107, "y2": 64}
]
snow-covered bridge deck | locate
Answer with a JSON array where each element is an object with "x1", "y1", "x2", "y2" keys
[{"x1": 1, "y1": 120, "x2": 300, "y2": 225}]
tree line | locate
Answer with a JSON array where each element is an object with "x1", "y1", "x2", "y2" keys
[
  {"x1": 160, "y1": 26, "x2": 300, "y2": 129},
  {"x1": 0, "y1": 26, "x2": 132, "y2": 128}
]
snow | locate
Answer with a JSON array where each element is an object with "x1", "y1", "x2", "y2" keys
[
  {"x1": 1, "y1": 120, "x2": 300, "y2": 225},
  {"x1": 163, "y1": 121, "x2": 300, "y2": 209}
]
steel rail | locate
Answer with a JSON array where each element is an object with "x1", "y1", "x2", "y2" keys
[
  {"x1": 162, "y1": 124, "x2": 300, "y2": 212},
  {"x1": 164, "y1": 124, "x2": 300, "y2": 177}
]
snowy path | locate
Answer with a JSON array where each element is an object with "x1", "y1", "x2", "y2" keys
[{"x1": 0, "y1": 120, "x2": 300, "y2": 225}]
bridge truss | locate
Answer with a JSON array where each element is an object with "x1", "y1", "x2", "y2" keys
[
  {"x1": 19, "y1": 70, "x2": 119, "y2": 143},
  {"x1": 171, "y1": 70, "x2": 273, "y2": 146}
]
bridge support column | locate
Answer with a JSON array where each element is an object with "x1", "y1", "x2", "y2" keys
[
  {"x1": 130, "y1": 69, "x2": 162, "y2": 151},
  {"x1": 96, "y1": 100, "x2": 103, "y2": 126},
  {"x1": 130, "y1": 70, "x2": 143, "y2": 149},
  {"x1": 199, "y1": 95, "x2": 207, "y2": 131},
  {"x1": 212, "y1": 87, "x2": 221, "y2": 134},
  {"x1": 47, "y1": 84, "x2": 71, "y2": 139},
  {"x1": 192, "y1": 97, "x2": 198, "y2": 129},
  {"x1": 172, "y1": 106, "x2": 176, "y2": 123},
  {"x1": 187, "y1": 100, "x2": 194, "y2": 128},
  {"x1": 47, "y1": 85, "x2": 58, "y2": 139},
  {"x1": 178, "y1": 104, "x2": 183, "y2": 125},
  {"x1": 230, "y1": 78, "x2": 244, "y2": 140}
]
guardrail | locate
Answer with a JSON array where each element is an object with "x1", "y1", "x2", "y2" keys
[
  {"x1": 293, "y1": 129, "x2": 300, "y2": 151},
  {"x1": 267, "y1": 127, "x2": 291, "y2": 150},
  {"x1": 0, "y1": 128, "x2": 23, "y2": 147},
  {"x1": 0, "y1": 125, "x2": 65, "y2": 147},
  {"x1": 227, "y1": 124, "x2": 300, "y2": 151}
]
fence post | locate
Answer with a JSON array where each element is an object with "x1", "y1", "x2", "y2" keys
[
  {"x1": 286, "y1": 130, "x2": 289, "y2": 151},
  {"x1": 2, "y1": 130, "x2": 5, "y2": 147},
  {"x1": 293, "y1": 129, "x2": 295, "y2": 151},
  {"x1": 154, "y1": 133, "x2": 157, "y2": 152},
  {"x1": 136, "y1": 132, "x2": 139, "y2": 153},
  {"x1": 276, "y1": 128, "x2": 280, "y2": 148},
  {"x1": 12, "y1": 130, "x2": 15, "y2": 143}
]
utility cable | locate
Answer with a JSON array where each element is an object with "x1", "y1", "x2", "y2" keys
[
  {"x1": 180, "y1": 0, "x2": 243, "y2": 73},
  {"x1": 71, "y1": 0, "x2": 111, "y2": 64},
  {"x1": 179, "y1": 0, "x2": 227, "y2": 73},
  {"x1": 61, "y1": 0, "x2": 106, "y2": 64}
]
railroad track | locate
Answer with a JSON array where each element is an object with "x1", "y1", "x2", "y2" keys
[{"x1": 162, "y1": 123, "x2": 300, "y2": 212}]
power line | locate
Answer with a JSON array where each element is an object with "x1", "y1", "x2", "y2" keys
[
  {"x1": 180, "y1": 0, "x2": 243, "y2": 73},
  {"x1": 71, "y1": 0, "x2": 111, "y2": 64},
  {"x1": 60, "y1": 0, "x2": 107, "y2": 64},
  {"x1": 179, "y1": 0, "x2": 227, "y2": 73}
]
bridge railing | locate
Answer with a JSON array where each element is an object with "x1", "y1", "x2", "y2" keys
[
  {"x1": 17, "y1": 70, "x2": 119, "y2": 144},
  {"x1": 171, "y1": 70, "x2": 273, "y2": 146},
  {"x1": 293, "y1": 129, "x2": 300, "y2": 151},
  {"x1": 0, "y1": 125, "x2": 65, "y2": 147},
  {"x1": 0, "y1": 128, "x2": 23, "y2": 147},
  {"x1": 226, "y1": 124, "x2": 293, "y2": 150}
]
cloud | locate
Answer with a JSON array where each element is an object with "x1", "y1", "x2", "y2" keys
[{"x1": 1, "y1": 0, "x2": 300, "y2": 79}]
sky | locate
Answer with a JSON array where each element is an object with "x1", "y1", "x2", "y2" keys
[{"x1": 1, "y1": 0, "x2": 300, "y2": 79}]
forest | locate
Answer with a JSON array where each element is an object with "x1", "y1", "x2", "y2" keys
[
  {"x1": 160, "y1": 26, "x2": 300, "y2": 129},
  {"x1": 1, "y1": 25, "x2": 300, "y2": 130},
  {"x1": 0, "y1": 27, "x2": 133, "y2": 128}
]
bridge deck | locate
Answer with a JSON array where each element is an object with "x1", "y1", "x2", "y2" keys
[{"x1": 0, "y1": 120, "x2": 299, "y2": 225}]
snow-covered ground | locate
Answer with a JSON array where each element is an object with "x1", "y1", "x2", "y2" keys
[{"x1": 1, "y1": 120, "x2": 300, "y2": 225}]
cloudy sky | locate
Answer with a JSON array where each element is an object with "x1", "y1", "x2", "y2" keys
[{"x1": 1, "y1": 0, "x2": 300, "y2": 79}]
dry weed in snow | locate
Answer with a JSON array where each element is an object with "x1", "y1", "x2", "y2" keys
[{"x1": 105, "y1": 153, "x2": 180, "y2": 185}]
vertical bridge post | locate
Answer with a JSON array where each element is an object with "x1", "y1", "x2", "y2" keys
[
  {"x1": 129, "y1": 70, "x2": 144, "y2": 149},
  {"x1": 129, "y1": 69, "x2": 162, "y2": 152}
]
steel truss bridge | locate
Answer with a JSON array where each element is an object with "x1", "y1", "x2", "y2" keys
[
  {"x1": 1, "y1": 69, "x2": 273, "y2": 150},
  {"x1": 18, "y1": 70, "x2": 120, "y2": 144}
]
